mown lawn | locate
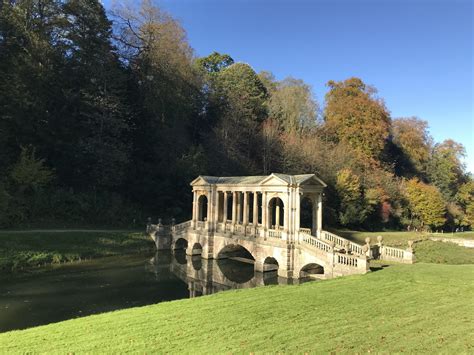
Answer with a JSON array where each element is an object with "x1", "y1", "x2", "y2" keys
[
  {"x1": 1, "y1": 263, "x2": 473, "y2": 353},
  {"x1": 0, "y1": 230, "x2": 154, "y2": 272},
  {"x1": 335, "y1": 229, "x2": 474, "y2": 247}
]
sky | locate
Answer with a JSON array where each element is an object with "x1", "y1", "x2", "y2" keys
[{"x1": 107, "y1": 0, "x2": 473, "y2": 172}]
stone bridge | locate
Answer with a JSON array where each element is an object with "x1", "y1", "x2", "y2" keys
[{"x1": 149, "y1": 173, "x2": 414, "y2": 280}]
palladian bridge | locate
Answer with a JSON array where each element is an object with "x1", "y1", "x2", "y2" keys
[{"x1": 148, "y1": 173, "x2": 414, "y2": 280}]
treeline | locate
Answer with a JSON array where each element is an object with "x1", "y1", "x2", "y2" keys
[{"x1": 0, "y1": 0, "x2": 472, "y2": 230}]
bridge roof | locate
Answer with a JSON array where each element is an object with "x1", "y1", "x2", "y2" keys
[{"x1": 191, "y1": 173, "x2": 327, "y2": 187}]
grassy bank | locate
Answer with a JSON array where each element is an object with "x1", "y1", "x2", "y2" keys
[
  {"x1": 335, "y1": 229, "x2": 474, "y2": 246},
  {"x1": 1, "y1": 263, "x2": 473, "y2": 353},
  {"x1": 335, "y1": 229, "x2": 474, "y2": 264},
  {"x1": 0, "y1": 230, "x2": 154, "y2": 272}
]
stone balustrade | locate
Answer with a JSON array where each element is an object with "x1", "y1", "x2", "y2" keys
[
  {"x1": 268, "y1": 229, "x2": 282, "y2": 239},
  {"x1": 299, "y1": 227, "x2": 312, "y2": 234},
  {"x1": 335, "y1": 253, "x2": 358, "y2": 267},
  {"x1": 320, "y1": 230, "x2": 363, "y2": 255},
  {"x1": 300, "y1": 232, "x2": 332, "y2": 253}
]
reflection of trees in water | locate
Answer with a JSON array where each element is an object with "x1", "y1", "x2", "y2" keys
[{"x1": 216, "y1": 258, "x2": 254, "y2": 283}]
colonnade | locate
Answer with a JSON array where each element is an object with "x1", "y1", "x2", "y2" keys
[{"x1": 191, "y1": 187, "x2": 323, "y2": 239}]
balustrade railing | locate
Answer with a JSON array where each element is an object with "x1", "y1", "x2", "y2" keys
[
  {"x1": 320, "y1": 230, "x2": 363, "y2": 255},
  {"x1": 196, "y1": 221, "x2": 205, "y2": 229},
  {"x1": 245, "y1": 225, "x2": 254, "y2": 236},
  {"x1": 299, "y1": 227, "x2": 312, "y2": 234},
  {"x1": 234, "y1": 224, "x2": 244, "y2": 234},
  {"x1": 300, "y1": 232, "x2": 332, "y2": 253},
  {"x1": 225, "y1": 223, "x2": 232, "y2": 233},
  {"x1": 216, "y1": 222, "x2": 224, "y2": 232},
  {"x1": 172, "y1": 220, "x2": 191, "y2": 233},
  {"x1": 335, "y1": 253, "x2": 358, "y2": 267},
  {"x1": 268, "y1": 229, "x2": 282, "y2": 239},
  {"x1": 380, "y1": 245, "x2": 405, "y2": 259}
]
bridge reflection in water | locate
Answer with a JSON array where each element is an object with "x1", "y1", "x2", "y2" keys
[{"x1": 147, "y1": 251, "x2": 300, "y2": 298}]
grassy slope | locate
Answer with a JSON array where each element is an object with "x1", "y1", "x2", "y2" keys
[
  {"x1": 1, "y1": 263, "x2": 473, "y2": 353},
  {"x1": 0, "y1": 230, "x2": 153, "y2": 271}
]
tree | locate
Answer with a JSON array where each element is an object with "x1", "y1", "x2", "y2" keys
[
  {"x1": 427, "y1": 139, "x2": 466, "y2": 200},
  {"x1": 195, "y1": 51, "x2": 234, "y2": 75},
  {"x1": 267, "y1": 77, "x2": 318, "y2": 133},
  {"x1": 404, "y1": 178, "x2": 446, "y2": 229},
  {"x1": 335, "y1": 168, "x2": 368, "y2": 226},
  {"x1": 60, "y1": 0, "x2": 131, "y2": 191},
  {"x1": 210, "y1": 62, "x2": 268, "y2": 173},
  {"x1": 455, "y1": 179, "x2": 474, "y2": 228},
  {"x1": 391, "y1": 117, "x2": 432, "y2": 175},
  {"x1": 324, "y1": 77, "x2": 391, "y2": 160}
]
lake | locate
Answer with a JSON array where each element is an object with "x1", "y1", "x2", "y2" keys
[{"x1": 0, "y1": 251, "x2": 291, "y2": 333}]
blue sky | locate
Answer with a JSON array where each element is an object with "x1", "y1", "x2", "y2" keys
[{"x1": 108, "y1": 0, "x2": 473, "y2": 172}]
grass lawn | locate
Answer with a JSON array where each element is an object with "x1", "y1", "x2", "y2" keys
[
  {"x1": 1, "y1": 263, "x2": 473, "y2": 353},
  {"x1": 0, "y1": 230, "x2": 154, "y2": 272}
]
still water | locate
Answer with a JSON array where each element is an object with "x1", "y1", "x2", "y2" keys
[{"x1": 0, "y1": 252, "x2": 286, "y2": 333}]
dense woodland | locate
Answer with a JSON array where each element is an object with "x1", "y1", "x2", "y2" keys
[{"x1": 0, "y1": 0, "x2": 472, "y2": 230}]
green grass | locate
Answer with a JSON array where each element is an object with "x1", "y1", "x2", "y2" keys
[
  {"x1": 0, "y1": 230, "x2": 154, "y2": 272},
  {"x1": 1, "y1": 263, "x2": 473, "y2": 353},
  {"x1": 335, "y1": 229, "x2": 474, "y2": 247},
  {"x1": 334, "y1": 229, "x2": 474, "y2": 264}
]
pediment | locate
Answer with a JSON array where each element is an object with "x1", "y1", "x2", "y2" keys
[
  {"x1": 298, "y1": 175, "x2": 327, "y2": 187},
  {"x1": 259, "y1": 174, "x2": 289, "y2": 186},
  {"x1": 190, "y1": 176, "x2": 212, "y2": 186}
]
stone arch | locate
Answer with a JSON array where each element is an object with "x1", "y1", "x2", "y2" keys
[
  {"x1": 263, "y1": 256, "x2": 279, "y2": 272},
  {"x1": 300, "y1": 196, "x2": 313, "y2": 231},
  {"x1": 268, "y1": 196, "x2": 284, "y2": 229},
  {"x1": 217, "y1": 244, "x2": 256, "y2": 261},
  {"x1": 191, "y1": 242, "x2": 203, "y2": 256},
  {"x1": 198, "y1": 194, "x2": 208, "y2": 221},
  {"x1": 174, "y1": 238, "x2": 188, "y2": 250},
  {"x1": 299, "y1": 263, "x2": 325, "y2": 279}
]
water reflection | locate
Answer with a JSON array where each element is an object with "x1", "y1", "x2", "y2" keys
[
  {"x1": 0, "y1": 252, "x2": 294, "y2": 333},
  {"x1": 148, "y1": 251, "x2": 288, "y2": 298}
]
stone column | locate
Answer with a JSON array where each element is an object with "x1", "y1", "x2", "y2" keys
[
  {"x1": 312, "y1": 195, "x2": 317, "y2": 236},
  {"x1": 192, "y1": 190, "x2": 198, "y2": 229},
  {"x1": 295, "y1": 190, "x2": 301, "y2": 242},
  {"x1": 243, "y1": 192, "x2": 249, "y2": 225},
  {"x1": 252, "y1": 192, "x2": 258, "y2": 225},
  {"x1": 223, "y1": 192, "x2": 228, "y2": 223},
  {"x1": 232, "y1": 191, "x2": 237, "y2": 224},
  {"x1": 275, "y1": 200, "x2": 280, "y2": 229},
  {"x1": 262, "y1": 192, "x2": 268, "y2": 234},
  {"x1": 317, "y1": 192, "x2": 323, "y2": 237}
]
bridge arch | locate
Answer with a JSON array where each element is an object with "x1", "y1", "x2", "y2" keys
[
  {"x1": 191, "y1": 242, "x2": 203, "y2": 256},
  {"x1": 198, "y1": 194, "x2": 208, "y2": 221},
  {"x1": 268, "y1": 196, "x2": 284, "y2": 229},
  {"x1": 217, "y1": 243, "x2": 255, "y2": 261},
  {"x1": 174, "y1": 238, "x2": 188, "y2": 251},
  {"x1": 263, "y1": 256, "x2": 279, "y2": 272},
  {"x1": 299, "y1": 263, "x2": 324, "y2": 279}
]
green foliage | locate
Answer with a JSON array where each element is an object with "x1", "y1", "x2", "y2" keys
[
  {"x1": 0, "y1": 230, "x2": 153, "y2": 272},
  {"x1": 9, "y1": 146, "x2": 53, "y2": 193},
  {"x1": 195, "y1": 51, "x2": 234, "y2": 75},
  {"x1": 0, "y1": 0, "x2": 470, "y2": 231},
  {"x1": 404, "y1": 178, "x2": 446, "y2": 229},
  {"x1": 391, "y1": 117, "x2": 432, "y2": 175},
  {"x1": 335, "y1": 169, "x2": 368, "y2": 225},
  {"x1": 267, "y1": 77, "x2": 318, "y2": 133},
  {"x1": 427, "y1": 139, "x2": 467, "y2": 200}
]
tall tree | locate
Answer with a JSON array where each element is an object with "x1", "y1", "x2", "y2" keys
[
  {"x1": 391, "y1": 117, "x2": 432, "y2": 176},
  {"x1": 324, "y1": 77, "x2": 391, "y2": 161},
  {"x1": 404, "y1": 178, "x2": 446, "y2": 229},
  {"x1": 427, "y1": 139, "x2": 466, "y2": 200},
  {"x1": 267, "y1": 77, "x2": 318, "y2": 133}
]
